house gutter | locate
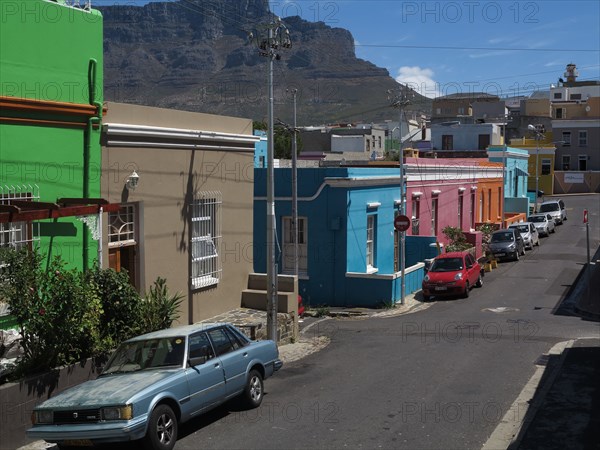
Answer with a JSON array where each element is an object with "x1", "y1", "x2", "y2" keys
[{"x1": 83, "y1": 58, "x2": 102, "y2": 270}]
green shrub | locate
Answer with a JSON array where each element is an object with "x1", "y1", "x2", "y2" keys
[
  {"x1": 86, "y1": 266, "x2": 143, "y2": 352},
  {"x1": 0, "y1": 248, "x2": 184, "y2": 379},
  {"x1": 0, "y1": 248, "x2": 102, "y2": 375},
  {"x1": 139, "y1": 277, "x2": 184, "y2": 333},
  {"x1": 442, "y1": 226, "x2": 473, "y2": 253}
]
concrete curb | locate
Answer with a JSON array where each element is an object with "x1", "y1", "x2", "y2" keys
[{"x1": 481, "y1": 339, "x2": 575, "y2": 450}]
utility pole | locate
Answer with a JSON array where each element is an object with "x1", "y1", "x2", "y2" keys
[
  {"x1": 388, "y1": 85, "x2": 414, "y2": 305},
  {"x1": 528, "y1": 124, "x2": 542, "y2": 213},
  {"x1": 288, "y1": 88, "x2": 299, "y2": 278},
  {"x1": 250, "y1": 17, "x2": 292, "y2": 342}
]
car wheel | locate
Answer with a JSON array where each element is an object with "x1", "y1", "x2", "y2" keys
[
  {"x1": 463, "y1": 281, "x2": 470, "y2": 298},
  {"x1": 520, "y1": 246, "x2": 526, "y2": 256},
  {"x1": 243, "y1": 369, "x2": 264, "y2": 408},
  {"x1": 475, "y1": 275, "x2": 483, "y2": 288},
  {"x1": 551, "y1": 227, "x2": 556, "y2": 234},
  {"x1": 143, "y1": 404, "x2": 178, "y2": 450},
  {"x1": 514, "y1": 250, "x2": 520, "y2": 261},
  {"x1": 535, "y1": 239, "x2": 540, "y2": 246}
]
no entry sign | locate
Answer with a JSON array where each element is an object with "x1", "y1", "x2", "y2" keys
[{"x1": 394, "y1": 214, "x2": 411, "y2": 232}]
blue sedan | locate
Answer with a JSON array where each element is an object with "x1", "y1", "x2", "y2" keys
[{"x1": 27, "y1": 323, "x2": 283, "y2": 450}]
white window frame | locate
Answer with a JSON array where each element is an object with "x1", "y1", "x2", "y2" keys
[
  {"x1": 108, "y1": 204, "x2": 136, "y2": 248},
  {"x1": 190, "y1": 192, "x2": 222, "y2": 289},
  {"x1": 562, "y1": 155, "x2": 571, "y2": 170},
  {"x1": 578, "y1": 155, "x2": 588, "y2": 171},
  {"x1": 282, "y1": 216, "x2": 308, "y2": 275},
  {"x1": 458, "y1": 194, "x2": 463, "y2": 228},
  {"x1": 0, "y1": 186, "x2": 40, "y2": 261},
  {"x1": 432, "y1": 198, "x2": 439, "y2": 236},
  {"x1": 366, "y1": 214, "x2": 376, "y2": 271},
  {"x1": 562, "y1": 131, "x2": 571, "y2": 146},
  {"x1": 578, "y1": 130, "x2": 588, "y2": 146}
]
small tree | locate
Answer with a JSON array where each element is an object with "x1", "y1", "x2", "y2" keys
[
  {"x1": 476, "y1": 223, "x2": 496, "y2": 259},
  {"x1": 86, "y1": 266, "x2": 143, "y2": 353},
  {"x1": 442, "y1": 226, "x2": 473, "y2": 253},
  {"x1": 0, "y1": 248, "x2": 102, "y2": 375},
  {"x1": 140, "y1": 277, "x2": 184, "y2": 333}
]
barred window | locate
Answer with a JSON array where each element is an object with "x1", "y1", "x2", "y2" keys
[
  {"x1": 191, "y1": 192, "x2": 222, "y2": 289},
  {"x1": 0, "y1": 185, "x2": 40, "y2": 262}
]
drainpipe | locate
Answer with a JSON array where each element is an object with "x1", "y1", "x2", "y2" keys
[{"x1": 83, "y1": 58, "x2": 102, "y2": 270}]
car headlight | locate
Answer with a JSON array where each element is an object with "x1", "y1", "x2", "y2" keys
[
  {"x1": 508, "y1": 244, "x2": 516, "y2": 250},
  {"x1": 32, "y1": 410, "x2": 53, "y2": 425},
  {"x1": 423, "y1": 275, "x2": 430, "y2": 282},
  {"x1": 454, "y1": 273, "x2": 463, "y2": 280},
  {"x1": 102, "y1": 405, "x2": 133, "y2": 421}
]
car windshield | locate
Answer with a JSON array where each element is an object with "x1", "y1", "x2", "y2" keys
[
  {"x1": 102, "y1": 336, "x2": 186, "y2": 374},
  {"x1": 512, "y1": 225, "x2": 529, "y2": 233},
  {"x1": 491, "y1": 232, "x2": 514, "y2": 242},
  {"x1": 529, "y1": 216, "x2": 544, "y2": 223},
  {"x1": 540, "y1": 203, "x2": 559, "y2": 212},
  {"x1": 430, "y1": 257, "x2": 463, "y2": 272}
]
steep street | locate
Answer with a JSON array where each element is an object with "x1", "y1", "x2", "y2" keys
[{"x1": 172, "y1": 194, "x2": 599, "y2": 449}]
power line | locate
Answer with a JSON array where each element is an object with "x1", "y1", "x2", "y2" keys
[{"x1": 356, "y1": 44, "x2": 600, "y2": 53}]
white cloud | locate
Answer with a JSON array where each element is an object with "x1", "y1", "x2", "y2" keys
[{"x1": 395, "y1": 66, "x2": 440, "y2": 98}]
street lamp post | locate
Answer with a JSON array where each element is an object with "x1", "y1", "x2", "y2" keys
[
  {"x1": 528, "y1": 124, "x2": 542, "y2": 213},
  {"x1": 289, "y1": 88, "x2": 299, "y2": 278},
  {"x1": 251, "y1": 17, "x2": 292, "y2": 341},
  {"x1": 388, "y1": 86, "x2": 414, "y2": 305}
]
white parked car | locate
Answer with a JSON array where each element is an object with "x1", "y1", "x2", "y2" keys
[
  {"x1": 528, "y1": 213, "x2": 556, "y2": 237},
  {"x1": 539, "y1": 199, "x2": 567, "y2": 224},
  {"x1": 509, "y1": 222, "x2": 540, "y2": 250}
]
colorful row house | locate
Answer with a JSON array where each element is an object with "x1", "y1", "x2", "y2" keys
[
  {"x1": 253, "y1": 159, "x2": 503, "y2": 307},
  {"x1": 0, "y1": 0, "x2": 114, "y2": 274}
]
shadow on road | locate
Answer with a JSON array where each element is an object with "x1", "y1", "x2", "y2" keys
[{"x1": 510, "y1": 341, "x2": 600, "y2": 450}]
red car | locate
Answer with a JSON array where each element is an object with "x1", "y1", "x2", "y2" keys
[{"x1": 421, "y1": 251, "x2": 483, "y2": 301}]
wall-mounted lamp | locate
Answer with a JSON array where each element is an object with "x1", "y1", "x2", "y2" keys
[{"x1": 126, "y1": 170, "x2": 139, "y2": 190}]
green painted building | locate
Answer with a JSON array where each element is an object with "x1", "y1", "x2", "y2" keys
[{"x1": 0, "y1": 0, "x2": 105, "y2": 271}]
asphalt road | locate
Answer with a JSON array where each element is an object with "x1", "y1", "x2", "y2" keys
[
  {"x1": 169, "y1": 195, "x2": 600, "y2": 450},
  {"x1": 26, "y1": 195, "x2": 598, "y2": 450}
]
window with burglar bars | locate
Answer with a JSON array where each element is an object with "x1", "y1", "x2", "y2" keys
[
  {"x1": 0, "y1": 186, "x2": 40, "y2": 267},
  {"x1": 191, "y1": 192, "x2": 222, "y2": 289}
]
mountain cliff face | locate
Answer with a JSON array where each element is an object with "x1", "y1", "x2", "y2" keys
[{"x1": 100, "y1": 0, "x2": 428, "y2": 124}]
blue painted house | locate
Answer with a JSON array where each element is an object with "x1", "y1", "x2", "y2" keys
[
  {"x1": 254, "y1": 130, "x2": 267, "y2": 168},
  {"x1": 253, "y1": 167, "x2": 436, "y2": 307},
  {"x1": 487, "y1": 146, "x2": 530, "y2": 215}
]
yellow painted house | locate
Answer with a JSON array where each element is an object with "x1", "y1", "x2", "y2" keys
[{"x1": 509, "y1": 133, "x2": 558, "y2": 195}]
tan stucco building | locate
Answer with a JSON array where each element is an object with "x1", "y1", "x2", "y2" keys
[{"x1": 100, "y1": 102, "x2": 259, "y2": 324}]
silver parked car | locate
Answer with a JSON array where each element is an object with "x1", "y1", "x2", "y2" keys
[
  {"x1": 528, "y1": 213, "x2": 556, "y2": 237},
  {"x1": 27, "y1": 323, "x2": 282, "y2": 450},
  {"x1": 489, "y1": 228, "x2": 526, "y2": 261},
  {"x1": 509, "y1": 222, "x2": 540, "y2": 250}
]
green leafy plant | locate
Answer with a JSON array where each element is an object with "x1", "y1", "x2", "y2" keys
[
  {"x1": 476, "y1": 223, "x2": 496, "y2": 259},
  {"x1": 140, "y1": 277, "x2": 184, "y2": 333},
  {"x1": 86, "y1": 266, "x2": 143, "y2": 352},
  {"x1": 0, "y1": 248, "x2": 102, "y2": 375},
  {"x1": 442, "y1": 226, "x2": 473, "y2": 253}
]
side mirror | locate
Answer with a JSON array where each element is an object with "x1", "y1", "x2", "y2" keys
[{"x1": 188, "y1": 356, "x2": 207, "y2": 367}]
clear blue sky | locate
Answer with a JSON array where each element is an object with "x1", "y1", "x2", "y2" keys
[{"x1": 96, "y1": 0, "x2": 600, "y2": 99}]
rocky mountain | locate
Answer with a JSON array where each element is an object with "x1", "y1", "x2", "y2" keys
[{"x1": 99, "y1": 0, "x2": 430, "y2": 125}]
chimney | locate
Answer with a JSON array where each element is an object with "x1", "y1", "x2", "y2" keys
[{"x1": 564, "y1": 64, "x2": 578, "y2": 83}]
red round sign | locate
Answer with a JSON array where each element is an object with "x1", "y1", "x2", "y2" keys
[
  {"x1": 394, "y1": 214, "x2": 411, "y2": 232},
  {"x1": 583, "y1": 209, "x2": 588, "y2": 224}
]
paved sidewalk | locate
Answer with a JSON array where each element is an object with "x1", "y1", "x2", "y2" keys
[{"x1": 510, "y1": 338, "x2": 600, "y2": 450}]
